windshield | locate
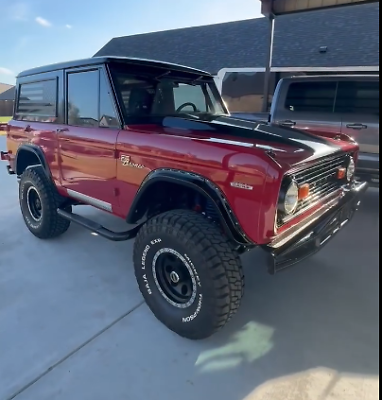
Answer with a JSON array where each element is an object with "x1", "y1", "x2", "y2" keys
[{"x1": 111, "y1": 69, "x2": 227, "y2": 122}]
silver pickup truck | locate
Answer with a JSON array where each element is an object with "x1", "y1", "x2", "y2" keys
[{"x1": 231, "y1": 75, "x2": 379, "y2": 187}]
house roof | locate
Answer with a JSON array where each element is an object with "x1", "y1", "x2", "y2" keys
[
  {"x1": 260, "y1": 0, "x2": 377, "y2": 16},
  {"x1": 0, "y1": 83, "x2": 13, "y2": 95},
  {"x1": 0, "y1": 87, "x2": 15, "y2": 101},
  {"x1": 94, "y1": 2, "x2": 379, "y2": 74},
  {"x1": 17, "y1": 56, "x2": 212, "y2": 79}
]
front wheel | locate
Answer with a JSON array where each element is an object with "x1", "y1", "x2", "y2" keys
[{"x1": 133, "y1": 210, "x2": 245, "y2": 340}]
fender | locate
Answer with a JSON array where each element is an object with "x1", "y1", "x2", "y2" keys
[
  {"x1": 15, "y1": 144, "x2": 52, "y2": 178},
  {"x1": 126, "y1": 168, "x2": 253, "y2": 247}
]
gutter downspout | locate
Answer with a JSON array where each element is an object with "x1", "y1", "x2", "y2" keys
[{"x1": 261, "y1": 14, "x2": 275, "y2": 113}]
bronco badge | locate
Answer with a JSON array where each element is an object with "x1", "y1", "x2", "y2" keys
[
  {"x1": 121, "y1": 154, "x2": 145, "y2": 169},
  {"x1": 120, "y1": 155, "x2": 145, "y2": 169}
]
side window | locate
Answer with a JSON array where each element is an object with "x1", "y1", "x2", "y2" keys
[
  {"x1": 67, "y1": 71, "x2": 99, "y2": 127},
  {"x1": 67, "y1": 69, "x2": 120, "y2": 128},
  {"x1": 173, "y1": 84, "x2": 207, "y2": 112},
  {"x1": 16, "y1": 79, "x2": 57, "y2": 123},
  {"x1": 99, "y1": 71, "x2": 120, "y2": 128},
  {"x1": 111, "y1": 72, "x2": 156, "y2": 116},
  {"x1": 285, "y1": 81, "x2": 337, "y2": 113},
  {"x1": 336, "y1": 81, "x2": 379, "y2": 115}
]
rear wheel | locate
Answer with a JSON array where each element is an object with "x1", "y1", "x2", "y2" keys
[
  {"x1": 133, "y1": 209, "x2": 244, "y2": 340},
  {"x1": 19, "y1": 167, "x2": 72, "y2": 239}
]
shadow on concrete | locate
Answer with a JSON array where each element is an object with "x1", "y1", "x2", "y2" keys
[
  {"x1": 1, "y1": 148, "x2": 378, "y2": 400},
  {"x1": 61, "y1": 189, "x2": 379, "y2": 400},
  {"x1": 193, "y1": 188, "x2": 379, "y2": 399}
]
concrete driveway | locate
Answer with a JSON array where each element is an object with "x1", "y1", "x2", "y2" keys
[{"x1": 0, "y1": 135, "x2": 379, "y2": 400}]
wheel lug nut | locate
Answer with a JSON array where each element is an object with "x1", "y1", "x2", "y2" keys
[{"x1": 170, "y1": 271, "x2": 180, "y2": 284}]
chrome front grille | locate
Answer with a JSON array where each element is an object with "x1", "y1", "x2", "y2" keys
[
  {"x1": 294, "y1": 154, "x2": 349, "y2": 212},
  {"x1": 278, "y1": 153, "x2": 350, "y2": 227}
]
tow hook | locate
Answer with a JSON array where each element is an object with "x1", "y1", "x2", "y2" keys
[
  {"x1": 0, "y1": 151, "x2": 9, "y2": 161},
  {"x1": 1, "y1": 152, "x2": 15, "y2": 175},
  {"x1": 7, "y1": 165, "x2": 16, "y2": 175}
]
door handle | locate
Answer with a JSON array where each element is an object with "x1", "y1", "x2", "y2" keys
[
  {"x1": 56, "y1": 128, "x2": 69, "y2": 133},
  {"x1": 24, "y1": 125, "x2": 32, "y2": 133},
  {"x1": 346, "y1": 123, "x2": 367, "y2": 130},
  {"x1": 280, "y1": 120, "x2": 296, "y2": 127}
]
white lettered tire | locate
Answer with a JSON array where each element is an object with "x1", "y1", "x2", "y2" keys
[
  {"x1": 133, "y1": 209, "x2": 244, "y2": 340},
  {"x1": 19, "y1": 166, "x2": 72, "y2": 239}
]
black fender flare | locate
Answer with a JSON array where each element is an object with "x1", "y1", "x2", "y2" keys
[
  {"x1": 126, "y1": 168, "x2": 252, "y2": 246},
  {"x1": 15, "y1": 144, "x2": 51, "y2": 178}
]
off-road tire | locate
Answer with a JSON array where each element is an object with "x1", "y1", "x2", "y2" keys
[
  {"x1": 133, "y1": 209, "x2": 245, "y2": 340},
  {"x1": 19, "y1": 166, "x2": 72, "y2": 239}
]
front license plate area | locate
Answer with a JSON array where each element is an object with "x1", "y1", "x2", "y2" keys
[
  {"x1": 315, "y1": 204, "x2": 352, "y2": 248},
  {"x1": 269, "y1": 199, "x2": 358, "y2": 273}
]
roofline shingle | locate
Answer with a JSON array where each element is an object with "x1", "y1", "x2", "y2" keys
[{"x1": 94, "y1": 3, "x2": 379, "y2": 73}]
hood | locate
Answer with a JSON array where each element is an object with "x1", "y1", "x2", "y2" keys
[{"x1": 160, "y1": 114, "x2": 349, "y2": 168}]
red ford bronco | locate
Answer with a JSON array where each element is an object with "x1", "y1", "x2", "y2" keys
[{"x1": 1, "y1": 57, "x2": 367, "y2": 339}]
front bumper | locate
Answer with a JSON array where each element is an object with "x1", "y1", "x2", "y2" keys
[{"x1": 263, "y1": 181, "x2": 368, "y2": 274}]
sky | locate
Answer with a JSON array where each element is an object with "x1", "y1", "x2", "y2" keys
[{"x1": 0, "y1": 0, "x2": 262, "y2": 85}]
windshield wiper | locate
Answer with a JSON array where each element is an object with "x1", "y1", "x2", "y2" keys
[{"x1": 178, "y1": 112, "x2": 219, "y2": 121}]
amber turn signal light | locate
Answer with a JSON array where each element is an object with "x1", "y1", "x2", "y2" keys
[
  {"x1": 298, "y1": 184, "x2": 310, "y2": 200},
  {"x1": 337, "y1": 167, "x2": 346, "y2": 180}
]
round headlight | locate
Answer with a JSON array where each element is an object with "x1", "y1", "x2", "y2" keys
[
  {"x1": 284, "y1": 181, "x2": 299, "y2": 214},
  {"x1": 347, "y1": 157, "x2": 356, "y2": 182}
]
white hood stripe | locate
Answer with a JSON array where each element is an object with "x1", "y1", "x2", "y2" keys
[{"x1": 194, "y1": 137, "x2": 255, "y2": 147}]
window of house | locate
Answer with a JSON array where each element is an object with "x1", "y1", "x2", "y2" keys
[
  {"x1": 336, "y1": 81, "x2": 379, "y2": 115},
  {"x1": 67, "y1": 69, "x2": 119, "y2": 128},
  {"x1": 16, "y1": 79, "x2": 58, "y2": 122},
  {"x1": 285, "y1": 81, "x2": 337, "y2": 113},
  {"x1": 221, "y1": 71, "x2": 276, "y2": 113}
]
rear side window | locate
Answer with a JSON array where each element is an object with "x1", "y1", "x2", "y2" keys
[
  {"x1": 15, "y1": 79, "x2": 57, "y2": 122},
  {"x1": 336, "y1": 81, "x2": 379, "y2": 115},
  {"x1": 285, "y1": 81, "x2": 337, "y2": 113}
]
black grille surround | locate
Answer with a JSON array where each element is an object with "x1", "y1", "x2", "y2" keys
[{"x1": 277, "y1": 152, "x2": 353, "y2": 228}]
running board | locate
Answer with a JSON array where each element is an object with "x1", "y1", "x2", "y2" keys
[{"x1": 57, "y1": 209, "x2": 140, "y2": 241}]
